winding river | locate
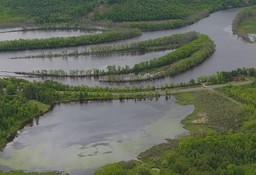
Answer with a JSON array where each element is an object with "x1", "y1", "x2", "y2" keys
[
  {"x1": 0, "y1": 7, "x2": 255, "y2": 175},
  {"x1": 1, "y1": 8, "x2": 255, "y2": 87}
]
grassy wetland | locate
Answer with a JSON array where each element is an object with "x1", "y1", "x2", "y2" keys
[
  {"x1": 233, "y1": 6, "x2": 256, "y2": 42},
  {"x1": 1, "y1": 67, "x2": 256, "y2": 174},
  {"x1": 95, "y1": 81, "x2": 256, "y2": 175}
]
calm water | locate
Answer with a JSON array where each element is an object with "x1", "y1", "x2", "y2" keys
[
  {"x1": 0, "y1": 97, "x2": 194, "y2": 175},
  {"x1": 0, "y1": 7, "x2": 255, "y2": 175},
  {"x1": 0, "y1": 29, "x2": 101, "y2": 41},
  {"x1": 1, "y1": 8, "x2": 255, "y2": 87}
]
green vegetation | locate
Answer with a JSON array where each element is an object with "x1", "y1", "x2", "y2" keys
[
  {"x1": 0, "y1": 29, "x2": 141, "y2": 52},
  {"x1": 219, "y1": 82, "x2": 256, "y2": 127},
  {"x1": 176, "y1": 90, "x2": 244, "y2": 133},
  {"x1": 93, "y1": 0, "x2": 256, "y2": 31},
  {"x1": 0, "y1": 0, "x2": 100, "y2": 26},
  {"x1": 0, "y1": 69, "x2": 255, "y2": 174},
  {"x1": 0, "y1": 77, "x2": 164, "y2": 149},
  {"x1": 12, "y1": 31, "x2": 198, "y2": 59},
  {"x1": 0, "y1": 171, "x2": 62, "y2": 175},
  {"x1": 94, "y1": 0, "x2": 255, "y2": 22},
  {"x1": 233, "y1": 6, "x2": 256, "y2": 42},
  {"x1": 0, "y1": 68, "x2": 252, "y2": 150},
  {"x1": 118, "y1": 10, "x2": 210, "y2": 31},
  {"x1": 95, "y1": 83, "x2": 256, "y2": 175},
  {"x1": 197, "y1": 67, "x2": 256, "y2": 84},
  {"x1": 15, "y1": 34, "x2": 214, "y2": 82},
  {"x1": 0, "y1": 0, "x2": 255, "y2": 30},
  {"x1": 101, "y1": 34, "x2": 215, "y2": 82}
]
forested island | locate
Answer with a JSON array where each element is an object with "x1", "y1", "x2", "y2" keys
[
  {"x1": 1, "y1": 0, "x2": 256, "y2": 175},
  {"x1": 13, "y1": 32, "x2": 215, "y2": 82}
]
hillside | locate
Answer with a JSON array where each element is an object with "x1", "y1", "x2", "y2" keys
[{"x1": 0, "y1": 0, "x2": 255, "y2": 28}]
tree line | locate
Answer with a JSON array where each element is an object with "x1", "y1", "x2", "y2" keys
[
  {"x1": 12, "y1": 31, "x2": 198, "y2": 59},
  {"x1": 93, "y1": 0, "x2": 256, "y2": 22},
  {"x1": 14, "y1": 33, "x2": 214, "y2": 82},
  {"x1": 0, "y1": 29, "x2": 141, "y2": 52}
]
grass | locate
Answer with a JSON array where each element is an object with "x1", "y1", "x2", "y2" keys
[
  {"x1": 27, "y1": 100, "x2": 50, "y2": 113},
  {"x1": 0, "y1": 171, "x2": 63, "y2": 175},
  {"x1": 94, "y1": 89, "x2": 249, "y2": 175},
  {"x1": 175, "y1": 90, "x2": 244, "y2": 133},
  {"x1": 238, "y1": 17, "x2": 256, "y2": 34}
]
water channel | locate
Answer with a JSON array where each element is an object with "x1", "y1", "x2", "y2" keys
[
  {"x1": 0, "y1": 7, "x2": 255, "y2": 175},
  {"x1": 0, "y1": 8, "x2": 255, "y2": 87}
]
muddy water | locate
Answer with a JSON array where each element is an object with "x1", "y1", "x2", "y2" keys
[{"x1": 0, "y1": 97, "x2": 193, "y2": 175}]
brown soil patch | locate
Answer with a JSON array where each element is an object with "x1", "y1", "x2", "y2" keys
[{"x1": 192, "y1": 112, "x2": 208, "y2": 124}]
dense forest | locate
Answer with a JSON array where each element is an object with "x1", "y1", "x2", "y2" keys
[{"x1": 1, "y1": 0, "x2": 256, "y2": 29}]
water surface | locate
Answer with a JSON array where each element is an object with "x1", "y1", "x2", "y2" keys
[
  {"x1": 1, "y1": 8, "x2": 254, "y2": 87},
  {"x1": 0, "y1": 97, "x2": 193, "y2": 175}
]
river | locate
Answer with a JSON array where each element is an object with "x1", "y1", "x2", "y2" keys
[
  {"x1": 0, "y1": 7, "x2": 255, "y2": 175},
  {"x1": 0, "y1": 8, "x2": 255, "y2": 87}
]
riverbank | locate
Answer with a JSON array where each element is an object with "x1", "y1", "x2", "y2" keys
[
  {"x1": 0, "y1": 70, "x2": 254, "y2": 174},
  {"x1": 0, "y1": 171, "x2": 63, "y2": 175},
  {"x1": 12, "y1": 34, "x2": 215, "y2": 83},
  {"x1": 95, "y1": 81, "x2": 256, "y2": 174},
  {"x1": 232, "y1": 6, "x2": 256, "y2": 42},
  {"x1": 1, "y1": 68, "x2": 255, "y2": 149}
]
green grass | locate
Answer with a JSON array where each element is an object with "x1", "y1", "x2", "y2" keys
[
  {"x1": 175, "y1": 90, "x2": 244, "y2": 133},
  {"x1": 95, "y1": 160, "x2": 159, "y2": 175},
  {"x1": 27, "y1": 100, "x2": 50, "y2": 113},
  {"x1": 238, "y1": 17, "x2": 256, "y2": 33},
  {"x1": 0, "y1": 171, "x2": 63, "y2": 175}
]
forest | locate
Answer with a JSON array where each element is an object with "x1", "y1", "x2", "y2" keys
[{"x1": 0, "y1": 0, "x2": 256, "y2": 30}]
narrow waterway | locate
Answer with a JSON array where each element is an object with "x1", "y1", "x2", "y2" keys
[{"x1": 1, "y1": 8, "x2": 255, "y2": 87}]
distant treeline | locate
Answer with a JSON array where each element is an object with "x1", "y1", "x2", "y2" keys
[
  {"x1": 94, "y1": 0, "x2": 256, "y2": 22},
  {"x1": 119, "y1": 10, "x2": 210, "y2": 31},
  {"x1": 1, "y1": 0, "x2": 256, "y2": 30}
]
